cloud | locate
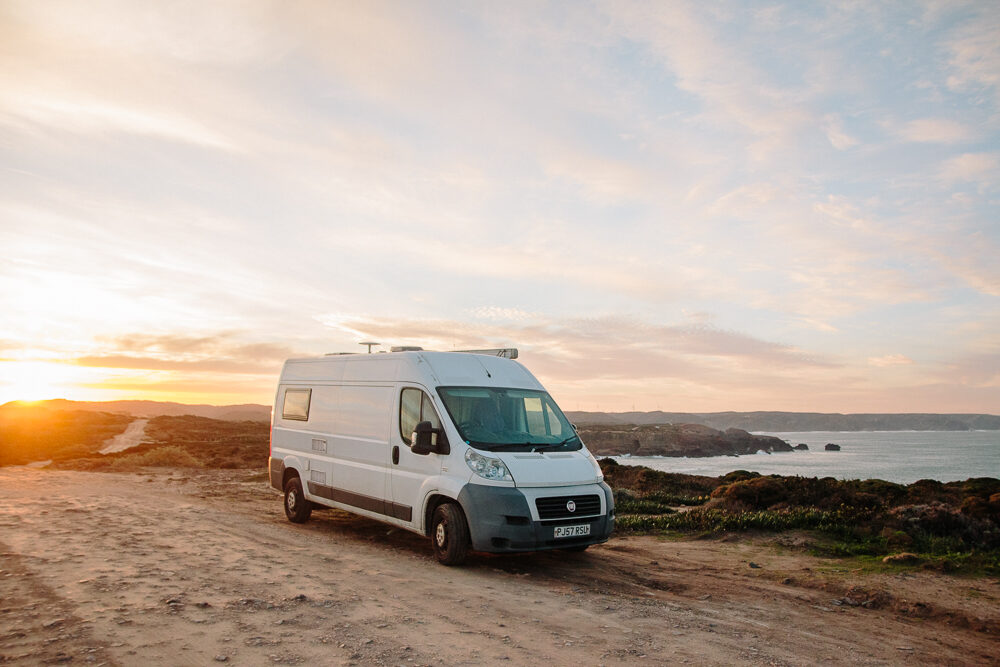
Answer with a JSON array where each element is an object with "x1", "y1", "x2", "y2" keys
[
  {"x1": 317, "y1": 313, "x2": 835, "y2": 377},
  {"x1": 2, "y1": 93, "x2": 236, "y2": 151},
  {"x1": 608, "y1": 2, "x2": 813, "y2": 158},
  {"x1": 896, "y1": 118, "x2": 973, "y2": 144},
  {"x1": 108, "y1": 334, "x2": 227, "y2": 355},
  {"x1": 945, "y1": 353, "x2": 1000, "y2": 386},
  {"x1": 943, "y1": 7, "x2": 1000, "y2": 105},
  {"x1": 469, "y1": 307, "x2": 536, "y2": 322},
  {"x1": 939, "y1": 152, "x2": 1000, "y2": 185},
  {"x1": 73, "y1": 355, "x2": 276, "y2": 375},
  {"x1": 868, "y1": 354, "x2": 914, "y2": 367},
  {"x1": 823, "y1": 114, "x2": 860, "y2": 150},
  {"x1": 73, "y1": 332, "x2": 300, "y2": 375}
]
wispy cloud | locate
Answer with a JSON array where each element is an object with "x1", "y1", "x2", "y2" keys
[
  {"x1": 2, "y1": 93, "x2": 236, "y2": 150},
  {"x1": 895, "y1": 118, "x2": 973, "y2": 144},
  {"x1": 943, "y1": 6, "x2": 1000, "y2": 105},
  {"x1": 939, "y1": 152, "x2": 1000, "y2": 186},
  {"x1": 868, "y1": 354, "x2": 914, "y2": 367},
  {"x1": 823, "y1": 114, "x2": 860, "y2": 150},
  {"x1": 317, "y1": 313, "x2": 834, "y2": 376}
]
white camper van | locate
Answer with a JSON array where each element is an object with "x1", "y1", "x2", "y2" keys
[{"x1": 268, "y1": 348, "x2": 614, "y2": 565}]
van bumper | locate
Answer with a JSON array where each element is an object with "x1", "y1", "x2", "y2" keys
[{"x1": 457, "y1": 482, "x2": 615, "y2": 553}]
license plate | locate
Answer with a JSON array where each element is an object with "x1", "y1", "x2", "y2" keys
[{"x1": 553, "y1": 524, "x2": 590, "y2": 538}]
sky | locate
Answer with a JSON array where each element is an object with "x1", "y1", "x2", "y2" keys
[{"x1": 1, "y1": 1, "x2": 999, "y2": 413}]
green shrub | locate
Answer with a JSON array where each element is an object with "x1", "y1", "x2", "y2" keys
[
  {"x1": 720, "y1": 470, "x2": 761, "y2": 483},
  {"x1": 108, "y1": 446, "x2": 202, "y2": 469},
  {"x1": 615, "y1": 507, "x2": 871, "y2": 534}
]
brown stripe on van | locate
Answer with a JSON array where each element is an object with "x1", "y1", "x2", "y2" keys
[{"x1": 307, "y1": 482, "x2": 411, "y2": 522}]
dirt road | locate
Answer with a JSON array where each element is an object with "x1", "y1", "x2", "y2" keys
[
  {"x1": 98, "y1": 419, "x2": 149, "y2": 455},
  {"x1": 0, "y1": 468, "x2": 997, "y2": 666}
]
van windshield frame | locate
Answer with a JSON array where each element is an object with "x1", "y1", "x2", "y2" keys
[{"x1": 436, "y1": 386, "x2": 581, "y2": 452}]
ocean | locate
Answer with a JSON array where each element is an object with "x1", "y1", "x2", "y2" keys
[{"x1": 611, "y1": 430, "x2": 1000, "y2": 484}]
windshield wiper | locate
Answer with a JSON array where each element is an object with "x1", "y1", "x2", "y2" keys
[
  {"x1": 530, "y1": 434, "x2": 581, "y2": 452},
  {"x1": 485, "y1": 434, "x2": 581, "y2": 452}
]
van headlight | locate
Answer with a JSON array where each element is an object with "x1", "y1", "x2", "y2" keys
[
  {"x1": 465, "y1": 449, "x2": 513, "y2": 482},
  {"x1": 589, "y1": 454, "x2": 604, "y2": 481}
]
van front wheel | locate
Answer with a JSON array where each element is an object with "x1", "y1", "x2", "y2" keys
[
  {"x1": 284, "y1": 476, "x2": 312, "y2": 523},
  {"x1": 431, "y1": 503, "x2": 469, "y2": 566}
]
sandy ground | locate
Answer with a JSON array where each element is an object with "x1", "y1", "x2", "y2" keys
[
  {"x1": 98, "y1": 419, "x2": 149, "y2": 455},
  {"x1": 0, "y1": 468, "x2": 997, "y2": 666}
]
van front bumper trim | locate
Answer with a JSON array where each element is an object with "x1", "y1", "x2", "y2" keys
[{"x1": 458, "y1": 482, "x2": 615, "y2": 553}]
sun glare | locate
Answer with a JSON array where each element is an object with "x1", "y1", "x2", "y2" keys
[
  {"x1": 0, "y1": 360, "x2": 124, "y2": 404},
  {"x1": 0, "y1": 361, "x2": 77, "y2": 403},
  {"x1": 0, "y1": 359, "x2": 275, "y2": 406}
]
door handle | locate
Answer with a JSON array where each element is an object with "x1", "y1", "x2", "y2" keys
[{"x1": 392, "y1": 445, "x2": 399, "y2": 465}]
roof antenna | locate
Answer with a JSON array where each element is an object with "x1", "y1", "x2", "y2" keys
[{"x1": 359, "y1": 341, "x2": 380, "y2": 354}]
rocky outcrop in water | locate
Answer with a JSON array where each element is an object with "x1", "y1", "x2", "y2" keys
[{"x1": 579, "y1": 423, "x2": 793, "y2": 458}]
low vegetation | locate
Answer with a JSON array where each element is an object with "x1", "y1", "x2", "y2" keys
[
  {"x1": 59, "y1": 415, "x2": 269, "y2": 471},
  {"x1": 601, "y1": 458, "x2": 1000, "y2": 574},
  {"x1": 0, "y1": 404, "x2": 132, "y2": 466}
]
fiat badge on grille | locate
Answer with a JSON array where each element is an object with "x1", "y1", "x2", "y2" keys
[{"x1": 566, "y1": 500, "x2": 576, "y2": 513}]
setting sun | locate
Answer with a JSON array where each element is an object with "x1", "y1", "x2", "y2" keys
[{"x1": 0, "y1": 361, "x2": 81, "y2": 403}]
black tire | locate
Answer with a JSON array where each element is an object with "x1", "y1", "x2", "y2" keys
[
  {"x1": 283, "y1": 476, "x2": 312, "y2": 523},
  {"x1": 431, "y1": 503, "x2": 470, "y2": 566}
]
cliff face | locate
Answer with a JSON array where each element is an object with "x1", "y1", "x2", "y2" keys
[{"x1": 579, "y1": 423, "x2": 792, "y2": 457}]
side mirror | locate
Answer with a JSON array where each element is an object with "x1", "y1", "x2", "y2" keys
[
  {"x1": 411, "y1": 421, "x2": 450, "y2": 455},
  {"x1": 411, "y1": 421, "x2": 437, "y2": 455}
]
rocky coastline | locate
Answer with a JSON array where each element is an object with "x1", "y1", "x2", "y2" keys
[{"x1": 578, "y1": 423, "x2": 793, "y2": 457}]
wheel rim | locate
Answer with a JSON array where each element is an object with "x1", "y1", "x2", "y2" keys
[
  {"x1": 287, "y1": 490, "x2": 297, "y2": 511},
  {"x1": 435, "y1": 521, "x2": 447, "y2": 547}
]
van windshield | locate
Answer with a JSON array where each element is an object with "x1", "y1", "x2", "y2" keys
[{"x1": 437, "y1": 386, "x2": 582, "y2": 452}]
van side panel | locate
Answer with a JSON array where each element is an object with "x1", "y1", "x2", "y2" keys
[
  {"x1": 335, "y1": 386, "x2": 391, "y2": 441},
  {"x1": 327, "y1": 385, "x2": 392, "y2": 506}
]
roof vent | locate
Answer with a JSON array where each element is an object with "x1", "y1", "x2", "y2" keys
[{"x1": 390, "y1": 346, "x2": 424, "y2": 352}]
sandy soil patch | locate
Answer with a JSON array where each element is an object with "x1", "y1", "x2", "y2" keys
[{"x1": 0, "y1": 467, "x2": 997, "y2": 666}]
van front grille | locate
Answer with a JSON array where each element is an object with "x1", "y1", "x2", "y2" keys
[{"x1": 535, "y1": 494, "x2": 601, "y2": 520}]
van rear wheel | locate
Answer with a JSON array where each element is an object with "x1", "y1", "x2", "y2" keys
[
  {"x1": 283, "y1": 476, "x2": 312, "y2": 523},
  {"x1": 431, "y1": 503, "x2": 469, "y2": 566}
]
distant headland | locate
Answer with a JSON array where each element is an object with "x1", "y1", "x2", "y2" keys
[{"x1": 565, "y1": 410, "x2": 1000, "y2": 432}]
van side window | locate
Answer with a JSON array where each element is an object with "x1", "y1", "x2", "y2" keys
[
  {"x1": 282, "y1": 388, "x2": 312, "y2": 421},
  {"x1": 399, "y1": 388, "x2": 441, "y2": 445}
]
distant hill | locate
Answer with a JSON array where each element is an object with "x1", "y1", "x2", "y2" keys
[
  {"x1": 1, "y1": 399, "x2": 270, "y2": 422},
  {"x1": 564, "y1": 411, "x2": 1000, "y2": 431}
]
